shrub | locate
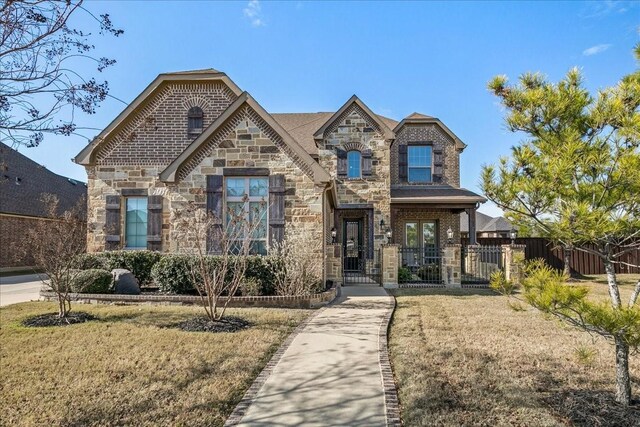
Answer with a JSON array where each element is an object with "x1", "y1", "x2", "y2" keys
[
  {"x1": 240, "y1": 277, "x2": 262, "y2": 296},
  {"x1": 151, "y1": 255, "x2": 195, "y2": 294},
  {"x1": 72, "y1": 253, "x2": 109, "y2": 270},
  {"x1": 70, "y1": 269, "x2": 113, "y2": 293},
  {"x1": 398, "y1": 267, "x2": 412, "y2": 283},
  {"x1": 73, "y1": 251, "x2": 162, "y2": 286}
]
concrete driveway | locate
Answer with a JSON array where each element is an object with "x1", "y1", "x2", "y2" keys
[{"x1": 0, "y1": 274, "x2": 46, "y2": 307}]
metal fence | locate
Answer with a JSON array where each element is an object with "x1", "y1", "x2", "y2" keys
[
  {"x1": 342, "y1": 246, "x2": 381, "y2": 285},
  {"x1": 398, "y1": 247, "x2": 443, "y2": 284},
  {"x1": 461, "y1": 245, "x2": 504, "y2": 284}
]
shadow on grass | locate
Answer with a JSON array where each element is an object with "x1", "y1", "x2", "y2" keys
[{"x1": 391, "y1": 287, "x2": 499, "y2": 297}]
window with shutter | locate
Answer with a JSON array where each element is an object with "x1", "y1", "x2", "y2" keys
[
  {"x1": 268, "y1": 174, "x2": 285, "y2": 248},
  {"x1": 124, "y1": 197, "x2": 148, "y2": 249},
  {"x1": 362, "y1": 149, "x2": 372, "y2": 177},
  {"x1": 398, "y1": 145, "x2": 408, "y2": 181},
  {"x1": 336, "y1": 149, "x2": 347, "y2": 177},
  {"x1": 147, "y1": 195, "x2": 163, "y2": 251},
  {"x1": 105, "y1": 195, "x2": 121, "y2": 250},
  {"x1": 347, "y1": 151, "x2": 361, "y2": 179},
  {"x1": 407, "y1": 145, "x2": 433, "y2": 183},
  {"x1": 224, "y1": 176, "x2": 269, "y2": 255},
  {"x1": 206, "y1": 175, "x2": 223, "y2": 253}
]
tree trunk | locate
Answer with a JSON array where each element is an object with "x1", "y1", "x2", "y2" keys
[
  {"x1": 563, "y1": 245, "x2": 572, "y2": 278},
  {"x1": 630, "y1": 281, "x2": 640, "y2": 307},
  {"x1": 604, "y1": 259, "x2": 622, "y2": 308},
  {"x1": 615, "y1": 337, "x2": 632, "y2": 406}
]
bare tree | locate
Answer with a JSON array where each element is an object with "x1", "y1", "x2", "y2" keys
[
  {"x1": 172, "y1": 196, "x2": 267, "y2": 322},
  {"x1": 1, "y1": 0, "x2": 123, "y2": 147},
  {"x1": 20, "y1": 194, "x2": 87, "y2": 318},
  {"x1": 270, "y1": 227, "x2": 323, "y2": 296}
]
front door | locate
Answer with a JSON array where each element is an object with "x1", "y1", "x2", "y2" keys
[{"x1": 343, "y1": 219, "x2": 363, "y2": 272}]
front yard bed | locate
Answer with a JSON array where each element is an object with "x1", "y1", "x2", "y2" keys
[
  {"x1": 389, "y1": 274, "x2": 640, "y2": 427},
  {"x1": 0, "y1": 301, "x2": 309, "y2": 426}
]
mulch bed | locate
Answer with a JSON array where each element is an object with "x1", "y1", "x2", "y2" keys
[
  {"x1": 174, "y1": 316, "x2": 252, "y2": 333},
  {"x1": 22, "y1": 312, "x2": 97, "y2": 327}
]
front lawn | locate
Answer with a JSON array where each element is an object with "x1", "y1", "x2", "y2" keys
[
  {"x1": 389, "y1": 274, "x2": 640, "y2": 427},
  {"x1": 0, "y1": 302, "x2": 309, "y2": 426}
]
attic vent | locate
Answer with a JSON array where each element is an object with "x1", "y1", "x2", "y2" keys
[
  {"x1": 15, "y1": 177, "x2": 21, "y2": 185},
  {"x1": 188, "y1": 107, "x2": 204, "y2": 137},
  {"x1": 68, "y1": 178, "x2": 78, "y2": 185}
]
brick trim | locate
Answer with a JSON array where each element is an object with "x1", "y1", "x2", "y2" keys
[{"x1": 379, "y1": 292, "x2": 401, "y2": 426}]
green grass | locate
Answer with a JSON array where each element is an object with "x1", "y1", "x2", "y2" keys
[
  {"x1": 0, "y1": 302, "x2": 309, "y2": 426},
  {"x1": 389, "y1": 274, "x2": 639, "y2": 427}
]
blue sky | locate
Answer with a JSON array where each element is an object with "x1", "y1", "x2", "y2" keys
[{"x1": 14, "y1": 0, "x2": 639, "y2": 216}]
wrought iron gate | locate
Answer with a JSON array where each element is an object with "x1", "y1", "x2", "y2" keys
[
  {"x1": 461, "y1": 245, "x2": 504, "y2": 284},
  {"x1": 398, "y1": 247, "x2": 444, "y2": 284},
  {"x1": 342, "y1": 245, "x2": 381, "y2": 285}
]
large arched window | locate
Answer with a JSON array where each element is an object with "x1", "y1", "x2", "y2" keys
[
  {"x1": 187, "y1": 107, "x2": 204, "y2": 135},
  {"x1": 347, "y1": 150, "x2": 362, "y2": 179}
]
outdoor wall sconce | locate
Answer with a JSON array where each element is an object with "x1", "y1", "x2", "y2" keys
[
  {"x1": 379, "y1": 218, "x2": 385, "y2": 232},
  {"x1": 330, "y1": 227, "x2": 337, "y2": 243},
  {"x1": 447, "y1": 226, "x2": 454, "y2": 244},
  {"x1": 510, "y1": 228, "x2": 517, "y2": 244},
  {"x1": 385, "y1": 228, "x2": 392, "y2": 243}
]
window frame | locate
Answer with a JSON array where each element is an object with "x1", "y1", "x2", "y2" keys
[
  {"x1": 124, "y1": 196, "x2": 148, "y2": 249},
  {"x1": 407, "y1": 144, "x2": 433, "y2": 183},
  {"x1": 224, "y1": 177, "x2": 269, "y2": 255},
  {"x1": 404, "y1": 220, "x2": 438, "y2": 251},
  {"x1": 347, "y1": 150, "x2": 362, "y2": 179}
]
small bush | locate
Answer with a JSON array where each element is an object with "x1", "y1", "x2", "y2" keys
[
  {"x1": 73, "y1": 251, "x2": 162, "y2": 286},
  {"x1": 398, "y1": 267, "x2": 412, "y2": 283},
  {"x1": 70, "y1": 269, "x2": 113, "y2": 293},
  {"x1": 151, "y1": 255, "x2": 195, "y2": 294},
  {"x1": 240, "y1": 277, "x2": 262, "y2": 296},
  {"x1": 72, "y1": 253, "x2": 109, "y2": 270}
]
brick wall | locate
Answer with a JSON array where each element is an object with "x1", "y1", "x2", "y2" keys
[
  {"x1": 391, "y1": 208, "x2": 460, "y2": 247},
  {"x1": 0, "y1": 214, "x2": 45, "y2": 268}
]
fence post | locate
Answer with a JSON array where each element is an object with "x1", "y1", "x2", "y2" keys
[
  {"x1": 503, "y1": 244, "x2": 526, "y2": 285},
  {"x1": 381, "y1": 244, "x2": 399, "y2": 288},
  {"x1": 443, "y1": 244, "x2": 462, "y2": 288},
  {"x1": 325, "y1": 243, "x2": 343, "y2": 287}
]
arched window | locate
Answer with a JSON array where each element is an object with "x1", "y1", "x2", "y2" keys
[
  {"x1": 187, "y1": 107, "x2": 204, "y2": 135},
  {"x1": 347, "y1": 150, "x2": 361, "y2": 179}
]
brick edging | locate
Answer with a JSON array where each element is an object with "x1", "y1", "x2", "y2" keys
[
  {"x1": 224, "y1": 304, "x2": 330, "y2": 426},
  {"x1": 380, "y1": 291, "x2": 402, "y2": 426}
]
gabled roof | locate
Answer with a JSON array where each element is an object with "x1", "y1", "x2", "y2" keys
[
  {"x1": 159, "y1": 92, "x2": 331, "y2": 184},
  {"x1": 74, "y1": 69, "x2": 242, "y2": 165},
  {"x1": 0, "y1": 142, "x2": 86, "y2": 218},
  {"x1": 393, "y1": 113, "x2": 467, "y2": 151},
  {"x1": 460, "y1": 211, "x2": 513, "y2": 233},
  {"x1": 312, "y1": 95, "x2": 395, "y2": 141}
]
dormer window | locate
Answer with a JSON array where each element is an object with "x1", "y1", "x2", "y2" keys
[
  {"x1": 187, "y1": 107, "x2": 204, "y2": 136},
  {"x1": 347, "y1": 150, "x2": 362, "y2": 179}
]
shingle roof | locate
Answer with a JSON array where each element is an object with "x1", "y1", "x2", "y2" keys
[
  {"x1": 406, "y1": 112, "x2": 435, "y2": 120},
  {"x1": 390, "y1": 185, "x2": 486, "y2": 204},
  {"x1": 271, "y1": 112, "x2": 399, "y2": 156},
  {"x1": 0, "y1": 142, "x2": 87, "y2": 218},
  {"x1": 460, "y1": 211, "x2": 512, "y2": 233}
]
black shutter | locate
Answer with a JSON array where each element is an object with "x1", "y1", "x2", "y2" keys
[
  {"x1": 105, "y1": 195, "x2": 121, "y2": 251},
  {"x1": 269, "y1": 174, "x2": 285, "y2": 246},
  {"x1": 336, "y1": 148, "x2": 347, "y2": 178},
  {"x1": 362, "y1": 149, "x2": 372, "y2": 177},
  {"x1": 432, "y1": 148, "x2": 443, "y2": 183},
  {"x1": 147, "y1": 195, "x2": 163, "y2": 251},
  {"x1": 398, "y1": 145, "x2": 408, "y2": 181},
  {"x1": 206, "y1": 175, "x2": 224, "y2": 253}
]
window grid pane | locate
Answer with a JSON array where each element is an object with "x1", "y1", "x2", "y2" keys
[
  {"x1": 347, "y1": 151, "x2": 361, "y2": 179},
  {"x1": 225, "y1": 177, "x2": 268, "y2": 255},
  {"x1": 408, "y1": 146, "x2": 432, "y2": 183},
  {"x1": 125, "y1": 197, "x2": 147, "y2": 249}
]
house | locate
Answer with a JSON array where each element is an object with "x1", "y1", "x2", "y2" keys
[
  {"x1": 74, "y1": 69, "x2": 486, "y2": 283},
  {"x1": 0, "y1": 142, "x2": 87, "y2": 271},
  {"x1": 460, "y1": 211, "x2": 513, "y2": 239}
]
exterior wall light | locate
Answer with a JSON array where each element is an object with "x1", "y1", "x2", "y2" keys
[
  {"x1": 385, "y1": 228, "x2": 392, "y2": 243},
  {"x1": 330, "y1": 227, "x2": 337, "y2": 243},
  {"x1": 379, "y1": 218, "x2": 385, "y2": 232},
  {"x1": 447, "y1": 226, "x2": 454, "y2": 244},
  {"x1": 510, "y1": 228, "x2": 517, "y2": 244}
]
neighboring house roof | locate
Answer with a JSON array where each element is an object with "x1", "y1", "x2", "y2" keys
[
  {"x1": 393, "y1": 113, "x2": 467, "y2": 151},
  {"x1": 460, "y1": 211, "x2": 513, "y2": 233},
  {"x1": 0, "y1": 142, "x2": 87, "y2": 218},
  {"x1": 390, "y1": 185, "x2": 486, "y2": 204},
  {"x1": 159, "y1": 92, "x2": 332, "y2": 184},
  {"x1": 312, "y1": 95, "x2": 396, "y2": 141}
]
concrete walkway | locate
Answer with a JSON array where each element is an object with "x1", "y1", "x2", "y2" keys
[
  {"x1": 0, "y1": 274, "x2": 46, "y2": 307},
  {"x1": 230, "y1": 286, "x2": 394, "y2": 427}
]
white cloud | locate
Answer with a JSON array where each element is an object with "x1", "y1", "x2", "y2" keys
[
  {"x1": 582, "y1": 44, "x2": 612, "y2": 56},
  {"x1": 243, "y1": 0, "x2": 265, "y2": 27}
]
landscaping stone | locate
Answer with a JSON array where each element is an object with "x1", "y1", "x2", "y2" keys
[{"x1": 112, "y1": 269, "x2": 140, "y2": 295}]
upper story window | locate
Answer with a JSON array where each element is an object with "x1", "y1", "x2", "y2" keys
[
  {"x1": 187, "y1": 107, "x2": 204, "y2": 136},
  {"x1": 408, "y1": 145, "x2": 432, "y2": 183},
  {"x1": 347, "y1": 150, "x2": 362, "y2": 179},
  {"x1": 125, "y1": 197, "x2": 147, "y2": 249},
  {"x1": 225, "y1": 177, "x2": 268, "y2": 255}
]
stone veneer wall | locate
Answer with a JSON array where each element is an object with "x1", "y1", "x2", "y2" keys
[
  {"x1": 317, "y1": 105, "x2": 391, "y2": 249},
  {"x1": 391, "y1": 208, "x2": 461, "y2": 247},
  {"x1": 390, "y1": 124, "x2": 461, "y2": 187},
  {"x1": 86, "y1": 106, "x2": 324, "y2": 254}
]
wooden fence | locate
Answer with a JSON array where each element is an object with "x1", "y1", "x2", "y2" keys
[{"x1": 461, "y1": 237, "x2": 640, "y2": 275}]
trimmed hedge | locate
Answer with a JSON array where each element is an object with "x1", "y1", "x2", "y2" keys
[
  {"x1": 73, "y1": 251, "x2": 162, "y2": 286},
  {"x1": 70, "y1": 269, "x2": 113, "y2": 293}
]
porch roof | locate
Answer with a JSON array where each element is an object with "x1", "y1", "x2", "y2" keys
[{"x1": 390, "y1": 185, "x2": 487, "y2": 205}]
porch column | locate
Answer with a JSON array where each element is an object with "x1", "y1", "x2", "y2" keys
[
  {"x1": 381, "y1": 244, "x2": 399, "y2": 288},
  {"x1": 443, "y1": 244, "x2": 462, "y2": 288},
  {"x1": 325, "y1": 243, "x2": 343, "y2": 287},
  {"x1": 503, "y1": 244, "x2": 525, "y2": 285},
  {"x1": 468, "y1": 207, "x2": 477, "y2": 245}
]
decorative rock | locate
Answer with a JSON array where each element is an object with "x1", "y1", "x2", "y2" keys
[{"x1": 112, "y1": 269, "x2": 140, "y2": 295}]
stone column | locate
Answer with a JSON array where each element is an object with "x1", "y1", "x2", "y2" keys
[
  {"x1": 381, "y1": 244, "x2": 399, "y2": 288},
  {"x1": 466, "y1": 244, "x2": 480, "y2": 279},
  {"x1": 503, "y1": 244, "x2": 526, "y2": 285},
  {"x1": 443, "y1": 244, "x2": 462, "y2": 288},
  {"x1": 325, "y1": 243, "x2": 343, "y2": 287}
]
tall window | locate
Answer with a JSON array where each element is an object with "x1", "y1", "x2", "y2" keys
[
  {"x1": 347, "y1": 150, "x2": 361, "y2": 179},
  {"x1": 225, "y1": 177, "x2": 268, "y2": 255},
  {"x1": 125, "y1": 197, "x2": 147, "y2": 249},
  {"x1": 187, "y1": 107, "x2": 204, "y2": 135},
  {"x1": 408, "y1": 145, "x2": 432, "y2": 183}
]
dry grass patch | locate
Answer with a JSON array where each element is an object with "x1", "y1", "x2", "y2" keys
[
  {"x1": 0, "y1": 302, "x2": 309, "y2": 426},
  {"x1": 389, "y1": 274, "x2": 640, "y2": 427}
]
